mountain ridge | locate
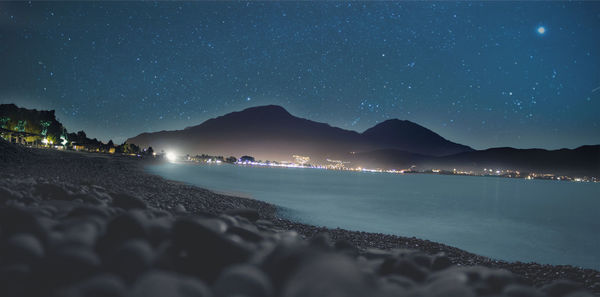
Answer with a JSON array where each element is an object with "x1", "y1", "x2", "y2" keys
[
  {"x1": 126, "y1": 105, "x2": 473, "y2": 161},
  {"x1": 362, "y1": 119, "x2": 474, "y2": 156},
  {"x1": 126, "y1": 105, "x2": 599, "y2": 177}
]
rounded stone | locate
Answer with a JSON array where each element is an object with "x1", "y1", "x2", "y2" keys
[
  {"x1": 504, "y1": 284, "x2": 546, "y2": 297},
  {"x1": 106, "y1": 239, "x2": 155, "y2": 282},
  {"x1": 57, "y1": 274, "x2": 127, "y2": 297},
  {"x1": 431, "y1": 253, "x2": 452, "y2": 271},
  {"x1": 542, "y1": 280, "x2": 583, "y2": 297},
  {"x1": 280, "y1": 252, "x2": 371, "y2": 297},
  {"x1": 3, "y1": 233, "x2": 45, "y2": 264},
  {"x1": 131, "y1": 270, "x2": 212, "y2": 297},
  {"x1": 97, "y1": 211, "x2": 148, "y2": 254},
  {"x1": 224, "y1": 208, "x2": 260, "y2": 222},
  {"x1": 111, "y1": 193, "x2": 147, "y2": 210},
  {"x1": 34, "y1": 183, "x2": 71, "y2": 200},
  {"x1": 214, "y1": 264, "x2": 273, "y2": 297},
  {"x1": 172, "y1": 217, "x2": 250, "y2": 281}
]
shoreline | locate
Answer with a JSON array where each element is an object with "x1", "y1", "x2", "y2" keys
[
  {"x1": 2, "y1": 146, "x2": 599, "y2": 295},
  {"x1": 129, "y1": 157, "x2": 600, "y2": 294},
  {"x1": 172, "y1": 159, "x2": 600, "y2": 184},
  {"x1": 148, "y1": 160, "x2": 600, "y2": 270}
]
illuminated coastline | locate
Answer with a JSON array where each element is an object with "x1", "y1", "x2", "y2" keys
[{"x1": 175, "y1": 153, "x2": 600, "y2": 183}]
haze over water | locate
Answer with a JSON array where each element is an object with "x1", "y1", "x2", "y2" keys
[{"x1": 148, "y1": 163, "x2": 600, "y2": 269}]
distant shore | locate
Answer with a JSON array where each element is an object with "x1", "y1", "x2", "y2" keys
[{"x1": 2, "y1": 145, "x2": 599, "y2": 295}]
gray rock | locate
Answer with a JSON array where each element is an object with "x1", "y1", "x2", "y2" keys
[
  {"x1": 111, "y1": 193, "x2": 147, "y2": 210},
  {"x1": 423, "y1": 278, "x2": 477, "y2": 297},
  {"x1": 542, "y1": 280, "x2": 584, "y2": 297},
  {"x1": 106, "y1": 239, "x2": 155, "y2": 282},
  {"x1": 227, "y1": 225, "x2": 264, "y2": 243},
  {"x1": 431, "y1": 253, "x2": 452, "y2": 271},
  {"x1": 0, "y1": 187, "x2": 22, "y2": 203},
  {"x1": 174, "y1": 204, "x2": 187, "y2": 212},
  {"x1": 97, "y1": 211, "x2": 148, "y2": 253},
  {"x1": 131, "y1": 270, "x2": 212, "y2": 297},
  {"x1": 3, "y1": 233, "x2": 45, "y2": 264},
  {"x1": 36, "y1": 246, "x2": 101, "y2": 291},
  {"x1": 57, "y1": 274, "x2": 127, "y2": 297},
  {"x1": 0, "y1": 206, "x2": 46, "y2": 239},
  {"x1": 57, "y1": 219, "x2": 101, "y2": 247},
  {"x1": 379, "y1": 258, "x2": 428, "y2": 282},
  {"x1": 224, "y1": 208, "x2": 260, "y2": 222},
  {"x1": 34, "y1": 183, "x2": 71, "y2": 200},
  {"x1": 172, "y1": 217, "x2": 250, "y2": 281},
  {"x1": 281, "y1": 252, "x2": 372, "y2": 297},
  {"x1": 214, "y1": 264, "x2": 273, "y2": 297},
  {"x1": 504, "y1": 284, "x2": 547, "y2": 297}
]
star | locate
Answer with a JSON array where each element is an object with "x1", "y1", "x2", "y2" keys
[{"x1": 537, "y1": 26, "x2": 546, "y2": 35}]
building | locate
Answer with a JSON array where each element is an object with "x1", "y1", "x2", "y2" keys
[
  {"x1": 239, "y1": 155, "x2": 255, "y2": 163},
  {"x1": 72, "y1": 142, "x2": 85, "y2": 151}
]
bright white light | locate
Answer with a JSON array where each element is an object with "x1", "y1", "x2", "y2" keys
[
  {"x1": 537, "y1": 26, "x2": 546, "y2": 35},
  {"x1": 166, "y1": 152, "x2": 177, "y2": 162},
  {"x1": 42, "y1": 138, "x2": 48, "y2": 145}
]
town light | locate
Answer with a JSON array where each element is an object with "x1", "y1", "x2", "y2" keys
[{"x1": 166, "y1": 151, "x2": 177, "y2": 162}]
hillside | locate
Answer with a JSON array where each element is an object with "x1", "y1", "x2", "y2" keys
[{"x1": 126, "y1": 105, "x2": 472, "y2": 162}]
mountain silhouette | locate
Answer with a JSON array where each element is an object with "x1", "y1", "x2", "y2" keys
[
  {"x1": 126, "y1": 105, "x2": 599, "y2": 176},
  {"x1": 126, "y1": 105, "x2": 472, "y2": 162},
  {"x1": 425, "y1": 145, "x2": 600, "y2": 177},
  {"x1": 349, "y1": 145, "x2": 600, "y2": 177},
  {"x1": 362, "y1": 119, "x2": 474, "y2": 156}
]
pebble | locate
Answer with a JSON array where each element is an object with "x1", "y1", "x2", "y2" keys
[
  {"x1": 214, "y1": 264, "x2": 274, "y2": 297},
  {"x1": 3, "y1": 233, "x2": 45, "y2": 264},
  {"x1": 106, "y1": 239, "x2": 155, "y2": 282},
  {"x1": 131, "y1": 270, "x2": 212, "y2": 297},
  {"x1": 111, "y1": 193, "x2": 148, "y2": 210},
  {"x1": 57, "y1": 273, "x2": 127, "y2": 297},
  {"x1": 225, "y1": 208, "x2": 260, "y2": 222}
]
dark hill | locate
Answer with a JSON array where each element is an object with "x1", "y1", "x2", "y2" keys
[
  {"x1": 345, "y1": 145, "x2": 600, "y2": 177},
  {"x1": 424, "y1": 145, "x2": 600, "y2": 177},
  {"x1": 128, "y1": 105, "x2": 373, "y2": 162},
  {"x1": 345, "y1": 149, "x2": 429, "y2": 170},
  {"x1": 362, "y1": 119, "x2": 474, "y2": 156},
  {"x1": 126, "y1": 105, "x2": 599, "y2": 177},
  {"x1": 126, "y1": 105, "x2": 472, "y2": 162}
]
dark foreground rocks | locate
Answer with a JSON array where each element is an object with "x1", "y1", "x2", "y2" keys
[{"x1": 0, "y1": 176, "x2": 597, "y2": 297}]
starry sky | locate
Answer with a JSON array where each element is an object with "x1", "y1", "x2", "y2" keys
[{"x1": 1, "y1": 1, "x2": 599, "y2": 150}]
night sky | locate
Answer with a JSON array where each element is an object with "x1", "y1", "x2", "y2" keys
[{"x1": 1, "y1": 1, "x2": 599, "y2": 149}]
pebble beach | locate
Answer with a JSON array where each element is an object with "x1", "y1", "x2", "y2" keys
[{"x1": 1, "y1": 140, "x2": 599, "y2": 297}]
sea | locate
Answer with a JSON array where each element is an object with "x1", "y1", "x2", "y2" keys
[{"x1": 147, "y1": 162, "x2": 600, "y2": 270}]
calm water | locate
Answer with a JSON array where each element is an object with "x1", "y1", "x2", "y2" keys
[{"x1": 147, "y1": 163, "x2": 600, "y2": 269}]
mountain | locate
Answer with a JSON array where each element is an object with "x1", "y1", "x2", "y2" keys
[
  {"x1": 423, "y1": 145, "x2": 600, "y2": 177},
  {"x1": 126, "y1": 105, "x2": 598, "y2": 177},
  {"x1": 344, "y1": 149, "x2": 429, "y2": 170},
  {"x1": 128, "y1": 105, "x2": 372, "y2": 162},
  {"x1": 362, "y1": 119, "x2": 474, "y2": 156},
  {"x1": 126, "y1": 105, "x2": 472, "y2": 162},
  {"x1": 350, "y1": 145, "x2": 600, "y2": 177}
]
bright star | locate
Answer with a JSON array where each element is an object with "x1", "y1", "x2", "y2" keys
[{"x1": 537, "y1": 26, "x2": 546, "y2": 35}]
